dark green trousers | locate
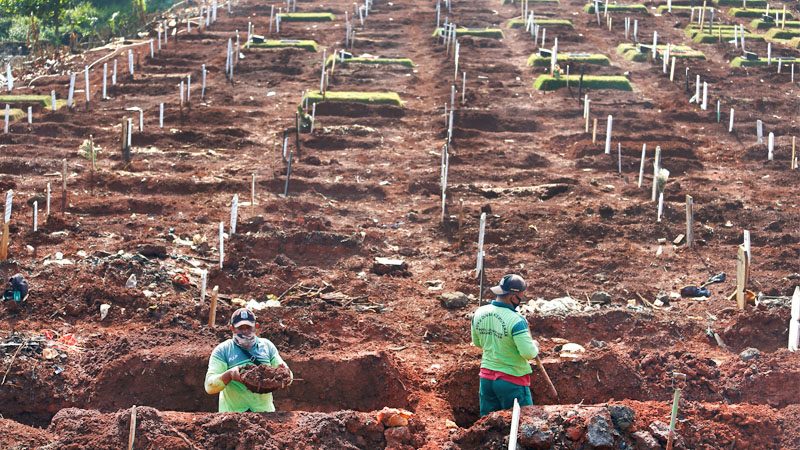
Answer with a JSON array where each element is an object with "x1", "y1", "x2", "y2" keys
[{"x1": 479, "y1": 377, "x2": 533, "y2": 416}]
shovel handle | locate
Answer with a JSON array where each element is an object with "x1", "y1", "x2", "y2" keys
[{"x1": 534, "y1": 356, "x2": 559, "y2": 399}]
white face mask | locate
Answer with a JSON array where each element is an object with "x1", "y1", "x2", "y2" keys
[{"x1": 233, "y1": 332, "x2": 256, "y2": 350}]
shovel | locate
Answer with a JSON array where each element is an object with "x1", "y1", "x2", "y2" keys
[{"x1": 534, "y1": 356, "x2": 558, "y2": 399}]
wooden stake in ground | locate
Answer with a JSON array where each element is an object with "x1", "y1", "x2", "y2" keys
[
  {"x1": 638, "y1": 144, "x2": 646, "y2": 187},
  {"x1": 592, "y1": 118, "x2": 598, "y2": 144},
  {"x1": 61, "y1": 159, "x2": 67, "y2": 214},
  {"x1": 685, "y1": 195, "x2": 694, "y2": 248},
  {"x1": 33, "y1": 201, "x2": 37, "y2": 232},
  {"x1": 208, "y1": 285, "x2": 219, "y2": 326},
  {"x1": 200, "y1": 269, "x2": 208, "y2": 303},
  {"x1": 218, "y1": 222, "x2": 224, "y2": 269},
  {"x1": 729, "y1": 108, "x2": 735, "y2": 133},
  {"x1": 736, "y1": 244, "x2": 747, "y2": 310},
  {"x1": 604, "y1": 115, "x2": 612, "y2": 154},
  {"x1": 508, "y1": 398, "x2": 521, "y2": 450},
  {"x1": 46, "y1": 182, "x2": 50, "y2": 217},
  {"x1": 127, "y1": 405, "x2": 137, "y2": 450},
  {"x1": 67, "y1": 72, "x2": 76, "y2": 109},
  {"x1": 768, "y1": 132, "x2": 774, "y2": 160},
  {"x1": 651, "y1": 146, "x2": 661, "y2": 201},
  {"x1": 665, "y1": 388, "x2": 681, "y2": 450},
  {"x1": 792, "y1": 136, "x2": 796, "y2": 170},
  {"x1": 230, "y1": 194, "x2": 238, "y2": 235},
  {"x1": 121, "y1": 117, "x2": 131, "y2": 163},
  {"x1": 534, "y1": 356, "x2": 558, "y2": 397},
  {"x1": 283, "y1": 150, "x2": 293, "y2": 196},
  {"x1": 476, "y1": 212, "x2": 487, "y2": 304},
  {"x1": 0, "y1": 190, "x2": 11, "y2": 260},
  {"x1": 789, "y1": 286, "x2": 799, "y2": 351}
]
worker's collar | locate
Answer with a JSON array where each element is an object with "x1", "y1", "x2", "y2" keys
[{"x1": 491, "y1": 300, "x2": 517, "y2": 312}]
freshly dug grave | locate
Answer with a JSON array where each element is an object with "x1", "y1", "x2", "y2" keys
[{"x1": 240, "y1": 364, "x2": 293, "y2": 393}]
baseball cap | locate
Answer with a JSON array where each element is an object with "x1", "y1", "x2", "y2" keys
[
  {"x1": 231, "y1": 308, "x2": 256, "y2": 327},
  {"x1": 490, "y1": 274, "x2": 527, "y2": 296}
]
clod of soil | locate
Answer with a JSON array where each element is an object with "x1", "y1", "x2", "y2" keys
[{"x1": 240, "y1": 364, "x2": 292, "y2": 393}]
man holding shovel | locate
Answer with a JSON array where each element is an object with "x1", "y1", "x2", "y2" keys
[{"x1": 471, "y1": 274, "x2": 543, "y2": 416}]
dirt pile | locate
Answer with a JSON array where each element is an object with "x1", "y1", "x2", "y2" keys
[{"x1": 240, "y1": 364, "x2": 293, "y2": 393}]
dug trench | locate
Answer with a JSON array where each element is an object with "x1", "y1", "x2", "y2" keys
[{"x1": 0, "y1": 350, "x2": 413, "y2": 428}]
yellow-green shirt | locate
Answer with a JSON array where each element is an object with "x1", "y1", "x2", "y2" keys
[{"x1": 204, "y1": 337, "x2": 292, "y2": 412}]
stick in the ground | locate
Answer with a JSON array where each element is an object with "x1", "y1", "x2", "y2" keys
[
  {"x1": 768, "y1": 132, "x2": 774, "y2": 161},
  {"x1": 736, "y1": 244, "x2": 746, "y2": 310},
  {"x1": 209, "y1": 285, "x2": 219, "y2": 326},
  {"x1": 604, "y1": 115, "x2": 612, "y2": 154},
  {"x1": 230, "y1": 194, "x2": 238, "y2": 235},
  {"x1": 127, "y1": 405, "x2": 137, "y2": 450},
  {"x1": 218, "y1": 222, "x2": 224, "y2": 269},
  {"x1": 61, "y1": 159, "x2": 67, "y2": 213},
  {"x1": 508, "y1": 398, "x2": 521, "y2": 450},
  {"x1": 685, "y1": 195, "x2": 694, "y2": 248},
  {"x1": 789, "y1": 287, "x2": 799, "y2": 351},
  {"x1": 534, "y1": 356, "x2": 558, "y2": 398},
  {"x1": 665, "y1": 388, "x2": 681, "y2": 450}
]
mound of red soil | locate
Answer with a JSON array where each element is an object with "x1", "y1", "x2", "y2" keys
[{"x1": 240, "y1": 364, "x2": 292, "y2": 393}]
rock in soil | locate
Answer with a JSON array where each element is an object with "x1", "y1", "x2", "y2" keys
[
  {"x1": 439, "y1": 291, "x2": 470, "y2": 309},
  {"x1": 239, "y1": 364, "x2": 292, "y2": 393}
]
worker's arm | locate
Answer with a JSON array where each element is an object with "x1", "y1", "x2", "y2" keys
[
  {"x1": 204, "y1": 355, "x2": 242, "y2": 394},
  {"x1": 511, "y1": 319, "x2": 539, "y2": 360},
  {"x1": 470, "y1": 316, "x2": 482, "y2": 348}
]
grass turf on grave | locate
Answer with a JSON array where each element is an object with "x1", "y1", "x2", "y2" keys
[
  {"x1": 655, "y1": 5, "x2": 713, "y2": 15},
  {"x1": 730, "y1": 56, "x2": 800, "y2": 67},
  {"x1": 729, "y1": 8, "x2": 794, "y2": 19},
  {"x1": 684, "y1": 24, "x2": 764, "y2": 43},
  {"x1": 276, "y1": 12, "x2": 335, "y2": 22},
  {"x1": 432, "y1": 27, "x2": 504, "y2": 39},
  {"x1": 2, "y1": 108, "x2": 26, "y2": 122},
  {"x1": 584, "y1": 3, "x2": 648, "y2": 14},
  {"x1": 527, "y1": 52, "x2": 610, "y2": 67},
  {"x1": 302, "y1": 91, "x2": 404, "y2": 107},
  {"x1": 532, "y1": 75, "x2": 632, "y2": 91},
  {"x1": 502, "y1": 0, "x2": 558, "y2": 4},
  {"x1": 751, "y1": 19, "x2": 800, "y2": 30},
  {"x1": 764, "y1": 28, "x2": 800, "y2": 42},
  {"x1": 713, "y1": 0, "x2": 767, "y2": 6},
  {"x1": 616, "y1": 43, "x2": 705, "y2": 62},
  {"x1": 0, "y1": 94, "x2": 66, "y2": 110},
  {"x1": 325, "y1": 55, "x2": 414, "y2": 68},
  {"x1": 506, "y1": 17, "x2": 573, "y2": 29},
  {"x1": 245, "y1": 39, "x2": 319, "y2": 52}
]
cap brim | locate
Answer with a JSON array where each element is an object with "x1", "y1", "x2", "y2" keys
[
  {"x1": 233, "y1": 320, "x2": 256, "y2": 328},
  {"x1": 490, "y1": 286, "x2": 506, "y2": 295}
]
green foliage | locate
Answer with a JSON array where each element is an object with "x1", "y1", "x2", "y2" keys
[
  {"x1": 325, "y1": 55, "x2": 414, "y2": 68},
  {"x1": 65, "y1": 2, "x2": 99, "y2": 40},
  {"x1": 764, "y1": 28, "x2": 800, "y2": 41},
  {"x1": 714, "y1": 0, "x2": 766, "y2": 6},
  {"x1": 751, "y1": 19, "x2": 800, "y2": 30},
  {"x1": 246, "y1": 39, "x2": 319, "y2": 52},
  {"x1": 584, "y1": 3, "x2": 648, "y2": 14},
  {"x1": 684, "y1": 24, "x2": 764, "y2": 43},
  {"x1": 302, "y1": 91, "x2": 404, "y2": 107},
  {"x1": 730, "y1": 56, "x2": 800, "y2": 67},
  {"x1": 0, "y1": 94, "x2": 66, "y2": 110},
  {"x1": 527, "y1": 52, "x2": 610, "y2": 67},
  {"x1": 432, "y1": 27, "x2": 504, "y2": 39},
  {"x1": 0, "y1": 0, "x2": 75, "y2": 37},
  {"x1": 729, "y1": 8, "x2": 793, "y2": 18},
  {"x1": 655, "y1": 5, "x2": 713, "y2": 15},
  {"x1": 276, "y1": 12, "x2": 335, "y2": 22},
  {"x1": 532, "y1": 75, "x2": 633, "y2": 91},
  {"x1": 507, "y1": 17, "x2": 573, "y2": 29},
  {"x1": 616, "y1": 43, "x2": 705, "y2": 62}
]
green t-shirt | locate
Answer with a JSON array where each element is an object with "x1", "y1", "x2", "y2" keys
[
  {"x1": 471, "y1": 301, "x2": 539, "y2": 377},
  {"x1": 204, "y1": 337, "x2": 292, "y2": 412}
]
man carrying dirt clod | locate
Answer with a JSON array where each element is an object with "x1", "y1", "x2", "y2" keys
[
  {"x1": 204, "y1": 308, "x2": 293, "y2": 412},
  {"x1": 471, "y1": 274, "x2": 539, "y2": 416}
]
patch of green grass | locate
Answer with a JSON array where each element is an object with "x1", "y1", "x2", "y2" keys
[
  {"x1": 325, "y1": 56, "x2": 414, "y2": 68},
  {"x1": 584, "y1": 3, "x2": 648, "y2": 14},
  {"x1": 533, "y1": 74, "x2": 632, "y2": 91},
  {"x1": 764, "y1": 28, "x2": 800, "y2": 41},
  {"x1": 655, "y1": 5, "x2": 713, "y2": 15},
  {"x1": 751, "y1": 19, "x2": 800, "y2": 30},
  {"x1": 527, "y1": 52, "x2": 610, "y2": 67},
  {"x1": 730, "y1": 56, "x2": 800, "y2": 67},
  {"x1": 433, "y1": 27, "x2": 504, "y2": 39},
  {"x1": 2, "y1": 108, "x2": 25, "y2": 121},
  {"x1": 507, "y1": 17, "x2": 573, "y2": 29},
  {"x1": 302, "y1": 91, "x2": 404, "y2": 107},
  {"x1": 729, "y1": 8, "x2": 793, "y2": 19},
  {"x1": 245, "y1": 39, "x2": 319, "y2": 52},
  {"x1": 617, "y1": 43, "x2": 705, "y2": 61},
  {"x1": 0, "y1": 94, "x2": 66, "y2": 110},
  {"x1": 714, "y1": 0, "x2": 767, "y2": 6},
  {"x1": 684, "y1": 24, "x2": 764, "y2": 43},
  {"x1": 276, "y1": 12, "x2": 336, "y2": 22}
]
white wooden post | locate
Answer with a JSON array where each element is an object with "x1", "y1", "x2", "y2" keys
[
  {"x1": 230, "y1": 194, "x2": 239, "y2": 235},
  {"x1": 51, "y1": 91, "x2": 56, "y2": 112},
  {"x1": 657, "y1": 192, "x2": 664, "y2": 222},
  {"x1": 757, "y1": 119, "x2": 763, "y2": 144},
  {"x1": 651, "y1": 145, "x2": 661, "y2": 201},
  {"x1": 201, "y1": 64, "x2": 207, "y2": 99},
  {"x1": 729, "y1": 108, "x2": 735, "y2": 132},
  {"x1": 159, "y1": 103, "x2": 164, "y2": 128},
  {"x1": 102, "y1": 63, "x2": 108, "y2": 99},
  {"x1": 219, "y1": 221, "x2": 224, "y2": 269},
  {"x1": 46, "y1": 183, "x2": 50, "y2": 217},
  {"x1": 5, "y1": 64, "x2": 12, "y2": 92},
  {"x1": 507, "y1": 398, "x2": 521, "y2": 450},
  {"x1": 112, "y1": 59, "x2": 118, "y2": 85},
  {"x1": 686, "y1": 195, "x2": 694, "y2": 248},
  {"x1": 701, "y1": 82, "x2": 708, "y2": 110},
  {"x1": 3, "y1": 105, "x2": 8, "y2": 134},
  {"x1": 768, "y1": 132, "x2": 774, "y2": 160},
  {"x1": 128, "y1": 49, "x2": 135, "y2": 76},
  {"x1": 84, "y1": 66, "x2": 90, "y2": 103},
  {"x1": 67, "y1": 72, "x2": 76, "y2": 108},
  {"x1": 27, "y1": 106, "x2": 32, "y2": 124},
  {"x1": 638, "y1": 144, "x2": 646, "y2": 188},
  {"x1": 33, "y1": 201, "x2": 38, "y2": 232},
  {"x1": 604, "y1": 115, "x2": 613, "y2": 154},
  {"x1": 789, "y1": 286, "x2": 799, "y2": 351}
]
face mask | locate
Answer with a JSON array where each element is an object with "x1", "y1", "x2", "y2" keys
[{"x1": 233, "y1": 332, "x2": 256, "y2": 349}]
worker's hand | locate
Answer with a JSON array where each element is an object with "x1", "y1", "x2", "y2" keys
[{"x1": 222, "y1": 367, "x2": 243, "y2": 385}]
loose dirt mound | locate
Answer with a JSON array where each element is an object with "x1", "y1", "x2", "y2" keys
[{"x1": 240, "y1": 364, "x2": 292, "y2": 393}]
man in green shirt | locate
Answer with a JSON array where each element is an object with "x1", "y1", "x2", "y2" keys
[
  {"x1": 471, "y1": 274, "x2": 539, "y2": 416},
  {"x1": 204, "y1": 308, "x2": 293, "y2": 412}
]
